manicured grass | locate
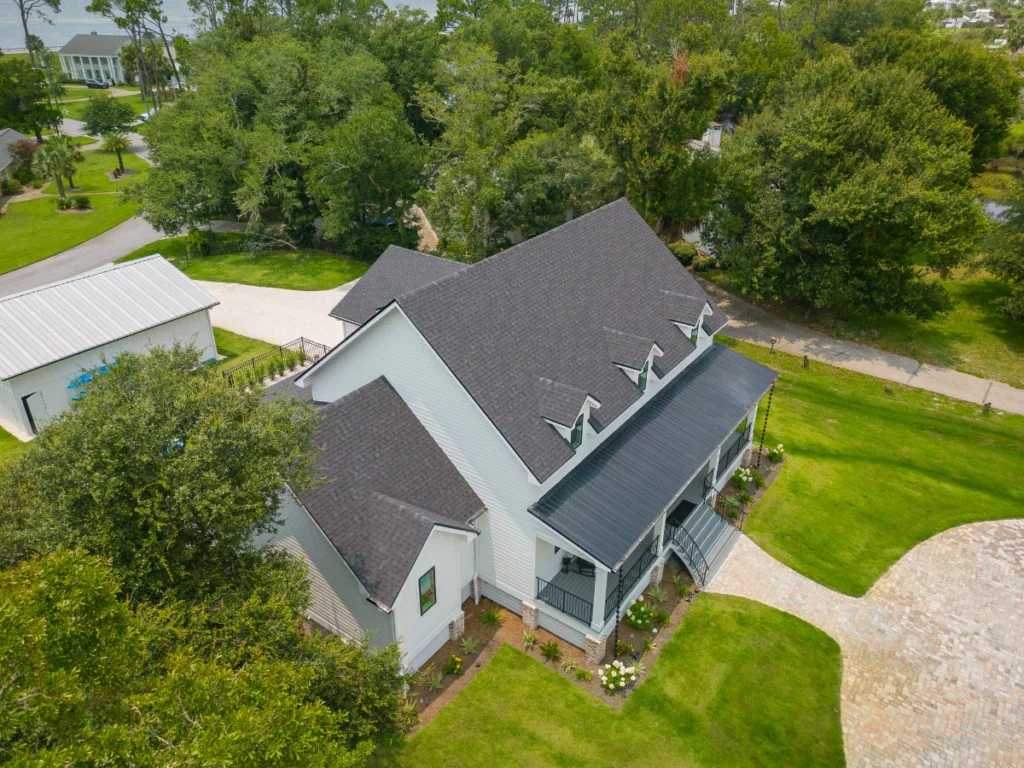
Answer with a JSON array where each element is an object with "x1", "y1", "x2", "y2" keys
[
  {"x1": 59, "y1": 85, "x2": 112, "y2": 100},
  {"x1": 61, "y1": 93, "x2": 149, "y2": 122},
  {"x1": 117, "y1": 235, "x2": 369, "y2": 290},
  {"x1": 726, "y1": 339, "x2": 1024, "y2": 596},
  {"x1": 705, "y1": 267, "x2": 1024, "y2": 389},
  {"x1": 42, "y1": 148, "x2": 149, "y2": 195},
  {"x1": 0, "y1": 195, "x2": 138, "y2": 275},
  {"x1": 0, "y1": 427, "x2": 26, "y2": 466},
  {"x1": 213, "y1": 327, "x2": 278, "y2": 370},
  {"x1": 383, "y1": 595, "x2": 844, "y2": 768}
]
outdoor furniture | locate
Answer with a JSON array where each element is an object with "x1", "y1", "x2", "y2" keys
[
  {"x1": 575, "y1": 559, "x2": 595, "y2": 577},
  {"x1": 560, "y1": 556, "x2": 572, "y2": 574}
]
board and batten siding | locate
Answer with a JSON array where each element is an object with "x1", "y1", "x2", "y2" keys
[
  {"x1": 261, "y1": 491, "x2": 395, "y2": 647},
  {"x1": 303, "y1": 307, "x2": 546, "y2": 609},
  {"x1": 0, "y1": 310, "x2": 216, "y2": 437}
]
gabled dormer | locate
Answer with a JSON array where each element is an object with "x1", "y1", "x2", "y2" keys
[
  {"x1": 661, "y1": 290, "x2": 714, "y2": 350},
  {"x1": 602, "y1": 327, "x2": 664, "y2": 393},
  {"x1": 535, "y1": 377, "x2": 601, "y2": 451}
]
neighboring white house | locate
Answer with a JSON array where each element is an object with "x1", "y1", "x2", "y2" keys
[
  {"x1": 59, "y1": 33, "x2": 133, "y2": 83},
  {"x1": 0, "y1": 256, "x2": 218, "y2": 439},
  {"x1": 268, "y1": 199, "x2": 777, "y2": 669},
  {"x1": 0, "y1": 128, "x2": 31, "y2": 182}
]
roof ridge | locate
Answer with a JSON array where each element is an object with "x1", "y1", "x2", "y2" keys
[{"x1": 0, "y1": 255, "x2": 166, "y2": 304}]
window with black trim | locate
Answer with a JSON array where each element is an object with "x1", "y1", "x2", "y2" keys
[
  {"x1": 418, "y1": 567, "x2": 436, "y2": 614},
  {"x1": 637, "y1": 361, "x2": 649, "y2": 392},
  {"x1": 570, "y1": 413, "x2": 584, "y2": 449}
]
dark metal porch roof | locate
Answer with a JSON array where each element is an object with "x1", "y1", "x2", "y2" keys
[{"x1": 529, "y1": 343, "x2": 777, "y2": 570}]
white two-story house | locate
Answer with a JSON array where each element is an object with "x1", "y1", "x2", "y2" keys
[{"x1": 266, "y1": 199, "x2": 777, "y2": 670}]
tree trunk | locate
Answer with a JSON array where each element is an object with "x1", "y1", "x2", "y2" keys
[
  {"x1": 54, "y1": 174, "x2": 65, "y2": 198},
  {"x1": 34, "y1": 128, "x2": 43, "y2": 143},
  {"x1": 155, "y1": 22, "x2": 182, "y2": 94},
  {"x1": 66, "y1": 172, "x2": 75, "y2": 190},
  {"x1": 116, "y1": 149, "x2": 125, "y2": 171},
  {"x1": 20, "y1": 5, "x2": 36, "y2": 69}
]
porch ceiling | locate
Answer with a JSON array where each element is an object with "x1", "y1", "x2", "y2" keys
[{"x1": 529, "y1": 343, "x2": 777, "y2": 570}]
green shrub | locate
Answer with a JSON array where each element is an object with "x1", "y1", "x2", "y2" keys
[
  {"x1": 561, "y1": 657, "x2": 576, "y2": 674},
  {"x1": 767, "y1": 443, "x2": 786, "y2": 462},
  {"x1": 647, "y1": 584, "x2": 667, "y2": 604},
  {"x1": 615, "y1": 640, "x2": 635, "y2": 657},
  {"x1": 624, "y1": 596, "x2": 654, "y2": 630},
  {"x1": 600, "y1": 659, "x2": 637, "y2": 694},
  {"x1": 673, "y1": 574, "x2": 690, "y2": 598},
  {"x1": 668, "y1": 240, "x2": 697, "y2": 265},
  {"x1": 1, "y1": 179, "x2": 23, "y2": 195},
  {"x1": 573, "y1": 667, "x2": 592, "y2": 682},
  {"x1": 185, "y1": 225, "x2": 216, "y2": 260},
  {"x1": 732, "y1": 466, "x2": 753, "y2": 488},
  {"x1": 634, "y1": 660, "x2": 648, "y2": 680},
  {"x1": 753, "y1": 470, "x2": 767, "y2": 489},
  {"x1": 721, "y1": 494, "x2": 742, "y2": 520},
  {"x1": 522, "y1": 629, "x2": 537, "y2": 651},
  {"x1": 459, "y1": 635, "x2": 479, "y2": 655},
  {"x1": 428, "y1": 668, "x2": 443, "y2": 690},
  {"x1": 481, "y1": 606, "x2": 503, "y2": 627},
  {"x1": 442, "y1": 655, "x2": 464, "y2": 676},
  {"x1": 72, "y1": 195, "x2": 91, "y2": 209},
  {"x1": 653, "y1": 609, "x2": 671, "y2": 627},
  {"x1": 738, "y1": 491, "x2": 754, "y2": 505},
  {"x1": 539, "y1": 641, "x2": 562, "y2": 663},
  {"x1": 55, "y1": 196, "x2": 73, "y2": 210},
  {"x1": 642, "y1": 636, "x2": 656, "y2": 654},
  {"x1": 692, "y1": 253, "x2": 717, "y2": 271}
]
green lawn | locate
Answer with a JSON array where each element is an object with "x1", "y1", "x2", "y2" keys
[
  {"x1": 59, "y1": 85, "x2": 112, "y2": 100},
  {"x1": 61, "y1": 93, "x2": 149, "y2": 122},
  {"x1": 117, "y1": 235, "x2": 369, "y2": 290},
  {"x1": 727, "y1": 339, "x2": 1024, "y2": 596},
  {"x1": 0, "y1": 427, "x2": 26, "y2": 466},
  {"x1": 706, "y1": 267, "x2": 1024, "y2": 389},
  {"x1": 213, "y1": 328, "x2": 278, "y2": 370},
  {"x1": 42, "y1": 148, "x2": 149, "y2": 195},
  {"x1": 383, "y1": 595, "x2": 844, "y2": 768},
  {"x1": 0, "y1": 195, "x2": 138, "y2": 275}
]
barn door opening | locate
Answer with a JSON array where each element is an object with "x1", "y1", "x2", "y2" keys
[{"x1": 20, "y1": 392, "x2": 47, "y2": 435}]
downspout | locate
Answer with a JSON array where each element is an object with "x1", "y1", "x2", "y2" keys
[{"x1": 472, "y1": 530, "x2": 480, "y2": 605}]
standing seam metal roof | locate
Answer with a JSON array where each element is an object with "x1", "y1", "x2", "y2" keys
[
  {"x1": 529, "y1": 343, "x2": 778, "y2": 570},
  {"x1": 0, "y1": 256, "x2": 219, "y2": 380}
]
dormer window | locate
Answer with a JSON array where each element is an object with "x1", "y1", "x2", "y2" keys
[
  {"x1": 690, "y1": 326, "x2": 699, "y2": 344},
  {"x1": 570, "y1": 413, "x2": 585, "y2": 449},
  {"x1": 637, "y1": 361, "x2": 649, "y2": 392}
]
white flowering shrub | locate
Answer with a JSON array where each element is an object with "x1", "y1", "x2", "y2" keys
[
  {"x1": 600, "y1": 659, "x2": 638, "y2": 694},
  {"x1": 624, "y1": 595, "x2": 654, "y2": 630},
  {"x1": 731, "y1": 466, "x2": 754, "y2": 488},
  {"x1": 767, "y1": 443, "x2": 785, "y2": 462}
]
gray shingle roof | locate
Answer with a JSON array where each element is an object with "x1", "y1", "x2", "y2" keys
[
  {"x1": 294, "y1": 377, "x2": 484, "y2": 609},
  {"x1": 535, "y1": 377, "x2": 590, "y2": 427},
  {"x1": 396, "y1": 198, "x2": 725, "y2": 482},
  {"x1": 58, "y1": 34, "x2": 133, "y2": 56},
  {"x1": 530, "y1": 343, "x2": 777, "y2": 569},
  {"x1": 603, "y1": 327, "x2": 656, "y2": 369},
  {"x1": 0, "y1": 128, "x2": 31, "y2": 171},
  {"x1": 329, "y1": 246, "x2": 466, "y2": 326}
]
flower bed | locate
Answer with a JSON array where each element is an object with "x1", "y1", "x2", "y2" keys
[{"x1": 716, "y1": 446, "x2": 785, "y2": 529}]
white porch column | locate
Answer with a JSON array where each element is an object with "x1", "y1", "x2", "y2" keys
[
  {"x1": 591, "y1": 567, "x2": 608, "y2": 630},
  {"x1": 655, "y1": 513, "x2": 667, "y2": 554}
]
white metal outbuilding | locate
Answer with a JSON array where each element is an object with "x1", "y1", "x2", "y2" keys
[{"x1": 0, "y1": 256, "x2": 219, "y2": 439}]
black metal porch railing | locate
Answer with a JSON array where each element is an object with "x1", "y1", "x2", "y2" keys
[
  {"x1": 717, "y1": 422, "x2": 753, "y2": 478},
  {"x1": 701, "y1": 470, "x2": 714, "y2": 500},
  {"x1": 536, "y1": 577, "x2": 593, "y2": 626},
  {"x1": 666, "y1": 521, "x2": 710, "y2": 586},
  {"x1": 604, "y1": 539, "x2": 659, "y2": 622},
  {"x1": 222, "y1": 337, "x2": 330, "y2": 386}
]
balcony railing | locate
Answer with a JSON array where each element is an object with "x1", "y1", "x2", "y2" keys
[
  {"x1": 717, "y1": 422, "x2": 753, "y2": 478},
  {"x1": 604, "y1": 538, "x2": 659, "y2": 622},
  {"x1": 536, "y1": 577, "x2": 593, "y2": 626},
  {"x1": 665, "y1": 519, "x2": 709, "y2": 586}
]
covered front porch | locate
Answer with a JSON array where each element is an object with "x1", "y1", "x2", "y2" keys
[{"x1": 528, "y1": 344, "x2": 778, "y2": 637}]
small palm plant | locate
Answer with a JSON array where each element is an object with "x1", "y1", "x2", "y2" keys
[{"x1": 102, "y1": 130, "x2": 131, "y2": 172}]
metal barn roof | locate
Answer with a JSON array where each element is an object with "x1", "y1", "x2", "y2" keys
[
  {"x1": 0, "y1": 256, "x2": 218, "y2": 380},
  {"x1": 529, "y1": 343, "x2": 777, "y2": 570}
]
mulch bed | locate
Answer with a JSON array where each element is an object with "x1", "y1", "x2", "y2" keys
[
  {"x1": 715, "y1": 447, "x2": 785, "y2": 529},
  {"x1": 55, "y1": 207, "x2": 94, "y2": 213},
  {"x1": 412, "y1": 556, "x2": 702, "y2": 726},
  {"x1": 104, "y1": 168, "x2": 139, "y2": 182}
]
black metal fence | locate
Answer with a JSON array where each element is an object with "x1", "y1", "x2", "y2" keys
[
  {"x1": 536, "y1": 577, "x2": 593, "y2": 625},
  {"x1": 666, "y1": 522, "x2": 709, "y2": 586},
  {"x1": 222, "y1": 337, "x2": 330, "y2": 386},
  {"x1": 604, "y1": 538, "x2": 659, "y2": 622}
]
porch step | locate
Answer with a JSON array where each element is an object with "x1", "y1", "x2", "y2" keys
[{"x1": 671, "y1": 502, "x2": 741, "y2": 588}]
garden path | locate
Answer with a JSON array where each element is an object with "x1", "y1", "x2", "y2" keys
[
  {"x1": 709, "y1": 522, "x2": 1024, "y2": 768},
  {"x1": 700, "y1": 279, "x2": 1024, "y2": 417}
]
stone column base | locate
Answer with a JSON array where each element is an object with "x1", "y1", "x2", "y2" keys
[
  {"x1": 742, "y1": 446, "x2": 754, "y2": 465},
  {"x1": 449, "y1": 611, "x2": 465, "y2": 642},
  {"x1": 649, "y1": 561, "x2": 665, "y2": 587},
  {"x1": 584, "y1": 633, "x2": 607, "y2": 665},
  {"x1": 707, "y1": 490, "x2": 718, "y2": 508},
  {"x1": 521, "y1": 601, "x2": 538, "y2": 630}
]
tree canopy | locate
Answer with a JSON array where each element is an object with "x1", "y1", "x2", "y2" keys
[
  {"x1": 708, "y1": 57, "x2": 985, "y2": 319},
  {"x1": 81, "y1": 95, "x2": 139, "y2": 136}
]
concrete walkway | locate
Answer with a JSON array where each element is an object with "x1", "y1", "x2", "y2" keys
[
  {"x1": 197, "y1": 280, "x2": 356, "y2": 347},
  {"x1": 702, "y1": 280, "x2": 1024, "y2": 417},
  {"x1": 709, "y1": 524, "x2": 1024, "y2": 768}
]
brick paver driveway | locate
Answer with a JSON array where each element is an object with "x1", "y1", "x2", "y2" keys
[{"x1": 709, "y1": 521, "x2": 1024, "y2": 768}]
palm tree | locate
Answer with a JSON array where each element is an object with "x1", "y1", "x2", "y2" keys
[
  {"x1": 36, "y1": 136, "x2": 82, "y2": 197},
  {"x1": 102, "y1": 131, "x2": 130, "y2": 172}
]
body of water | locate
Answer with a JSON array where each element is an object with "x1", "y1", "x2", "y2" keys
[{"x1": 1, "y1": 0, "x2": 435, "y2": 52}]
